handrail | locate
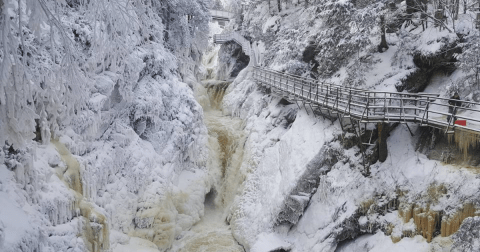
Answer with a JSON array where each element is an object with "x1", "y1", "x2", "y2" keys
[
  {"x1": 212, "y1": 32, "x2": 260, "y2": 68},
  {"x1": 213, "y1": 32, "x2": 252, "y2": 56},
  {"x1": 253, "y1": 67, "x2": 480, "y2": 134},
  {"x1": 209, "y1": 9, "x2": 234, "y2": 20}
]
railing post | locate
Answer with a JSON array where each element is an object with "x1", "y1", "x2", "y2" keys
[
  {"x1": 301, "y1": 80, "x2": 304, "y2": 98},
  {"x1": 285, "y1": 77, "x2": 288, "y2": 92},
  {"x1": 367, "y1": 93, "x2": 370, "y2": 120},
  {"x1": 400, "y1": 96, "x2": 404, "y2": 122},
  {"x1": 325, "y1": 86, "x2": 329, "y2": 108},
  {"x1": 384, "y1": 93, "x2": 387, "y2": 119},
  {"x1": 336, "y1": 87, "x2": 339, "y2": 111},
  {"x1": 273, "y1": 73, "x2": 276, "y2": 89},
  {"x1": 309, "y1": 81, "x2": 312, "y2": 101},
  {"x1": 293, "y1": 79, "x2": 296, "y2": 96},
  {"x1": 349, "y1": 89, "x2": 352, "y2": 115},
  {"x1": 414, "y1": 96, "x2": 418, "y2": 116},
  {"x1": 426, "y1": 97, "x2": 429, "y2": 124}
]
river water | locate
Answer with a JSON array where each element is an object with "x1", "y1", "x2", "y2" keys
[{"x1": 173, "y1": 80, "x2": 245, "y2": 251}]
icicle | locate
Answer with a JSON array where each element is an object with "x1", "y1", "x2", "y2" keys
[
  {"x1": 454, "y1": 130, "x2": 480, "y2": 160},
  {"x1": 441, "y1": 202, "x2": 479, "y2": 237}
]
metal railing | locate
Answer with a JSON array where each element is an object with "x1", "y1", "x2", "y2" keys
[
  {"x1": 209, "y1": 10, "x2": 234, "y2": 21},
  {"x1": 253, "y1": 67, "x2": 480, "y2": 134},
  {"x1": 213, "y1": 32, "x2": 252, "y2": 56}
]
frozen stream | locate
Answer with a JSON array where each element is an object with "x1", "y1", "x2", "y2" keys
[{"x1": 172, "y1": 80, "x2": 246, "y2": 251}]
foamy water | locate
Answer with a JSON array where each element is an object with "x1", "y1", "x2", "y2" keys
[{"x1": 171, "y1": 80, "x2": 246, "y2": 251}]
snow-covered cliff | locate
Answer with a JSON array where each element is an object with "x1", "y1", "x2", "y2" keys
[
  {"x1": 0, "y1": 0, "x2": 211, "y2": 251},
  {"x1": 208, "y1": 0, "x2": 480, "y2": 251}
]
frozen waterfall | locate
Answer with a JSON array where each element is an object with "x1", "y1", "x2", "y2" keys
[{"x1": 171, "y1": 78, "x2": 247, "y2": 251}]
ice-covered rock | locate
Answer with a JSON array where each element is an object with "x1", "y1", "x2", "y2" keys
[{"x1": 451, "y1": 216, "x2": 480, "y2": 252}]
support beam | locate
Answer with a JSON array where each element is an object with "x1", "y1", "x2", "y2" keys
[{"x1": 378, "y1": 122, "x2": 388, "y2": 162}]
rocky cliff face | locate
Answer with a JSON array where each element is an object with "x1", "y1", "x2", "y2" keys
[
  {"x1": 216, "y1": 41, "x2": 250, "y2": 81},
  {"x1": 396, "y1": 41, "x2": 460, "y2": 93}
]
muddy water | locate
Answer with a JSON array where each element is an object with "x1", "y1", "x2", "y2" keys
[{"x1": 176, "y1": 80, "x2": 245, "y2": 251}]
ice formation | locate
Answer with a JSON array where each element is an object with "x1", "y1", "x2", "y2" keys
[{"x1": 3, "y1": 0, "x2": 480, "y2": 251}]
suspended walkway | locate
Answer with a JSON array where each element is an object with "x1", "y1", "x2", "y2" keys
[
  {"x1": 212, "y1": 32, "x2": 480, "y2": 137},
  {"x1": 213, "y1": 32, "x2": 252, "y2": 56},
  {"x1": 210, "y1": 10, "x2": 234, "y2": 21},
  {"x1": 213, "y1": 32, "x2": 261, "y2": 67},
  {"x1": 253, "y1": 67, "x2": 480, "y2": 136}
]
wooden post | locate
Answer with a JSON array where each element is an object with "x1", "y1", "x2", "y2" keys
[{"x1": 378, "y1": 122, "x2": 388, "y2": 162}]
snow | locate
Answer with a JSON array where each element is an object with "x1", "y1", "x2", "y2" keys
[
  {"x1": 263, "y1": 16, "x2": 280, "y2": 33},
  {"x1": 251, "y1": 232, "x2": 291, "y2": 252},
  {"x1": 336, "y1": 232, "x2": 430, "y2": 252},
  {"x1": 2, "y1": 0, "x2": 480, "y2": 251},
  {"x1": 0, "y1": 189, "x2": 33, "y2": 249},
  {"x1": 112, "y1": 232, "x2": 159, "y2": 252}
]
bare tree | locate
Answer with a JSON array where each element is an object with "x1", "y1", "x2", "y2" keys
[{"x1": 379, "y1": 15, "x2": 389, "y2": 52}]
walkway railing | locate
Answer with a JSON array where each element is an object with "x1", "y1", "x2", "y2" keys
[
  {"x1": 209, "y1": 10, "x2": 234, "y2": 21},
  {"x1": 253, "y1": 67, "x2": 480, "y2": 134},
  {"x1": 213, "y1": 32, "x2": 252, "y2": 56}
]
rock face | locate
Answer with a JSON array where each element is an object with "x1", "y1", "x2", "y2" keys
[
  {"x1": 276, "y1": 145, "x2": 340, "y2": 226},
  {"x1": 302, "y1": 41, "x2": 320, "y2": 75},
  {"x1": 416, "y1": 127, "x2": 480, "y2": 166},
  {"x1": 451, "y1": 216, "x2": 480, "y2": 252},
  {"x1": 396, "y1": 42, "x2": 459, "y2": 92},
  {"x1": 216, "y1": 42, "x2": 250, "y2": 80},
  {"x1": 377, "y1": 123, "x2": 389, "y2": 163}
]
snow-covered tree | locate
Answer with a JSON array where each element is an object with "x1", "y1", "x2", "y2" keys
[
  {"x1": 0, "y1": 0, "x2": 210, "y2": 149},
  {"x1": 456, "y1": 30, "x2": 480, "y2": 92}
]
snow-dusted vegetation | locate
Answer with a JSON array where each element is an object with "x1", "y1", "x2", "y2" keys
[
  {"x1": 212, "y1": 0, "x2": 480, "y2": 251},
  {"x1": 1, "y1": 0, "x2": 212, "y2": 251},
  {"x1": 2, "y1": 0, "x2": 480, "y2": 251}
]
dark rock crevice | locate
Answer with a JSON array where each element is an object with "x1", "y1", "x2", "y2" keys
[
  {"x1": 275, "y1": 144, "x2": 342, "y2": 226},
  {"x1": 216, "y1": 42, "x2": 250, "y2": 80},
  {"x1": 396, "y1": 42, "x2": 460, "y2": 93}
]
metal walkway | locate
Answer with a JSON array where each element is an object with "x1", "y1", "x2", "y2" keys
[
  {"x1": 210, "y1": 10, "x2": 234, "y2": 21},
  {"x1": 213, "y1": 32, "x2": 261, "y2": 67},
  {"x1": 213, "y1": 32, "x2": 252, "y2": 56},
  {"x1": 212, "y1": 32, "x2": 480, "y2": 136},
  {"x1": 253, "y1": 67, "x2": 480, "y2": 135}
]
